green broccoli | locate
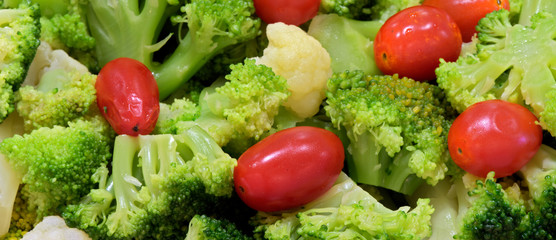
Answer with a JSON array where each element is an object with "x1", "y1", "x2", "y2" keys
[
  {"x1": 413, "y1": 172, "x2": 530, "y2": 240},
  {"x1": 252, "y1": 172, "x2": 434, "y2": 240},
  {"x1": 1, "y1": 187, "x2": 37, "y2": 240},
  {"x1": 0, "y1": 116, "x2": 114, "y2": 222},
  {"x1": 319, "y1": 0, "x2": 373, "y2": 20},
  {"x1": 15, "y1": 44, "x2": 97, "y2": 131},
  {"x1": 185, "y1": 214, "x2": 253, "y2": 240},
  {"x1": 63, "y1": 125, "x2": 238, "y2": 239},
  {"x1": 518, "y1": 144, "x2": 556, "y2": 238},
  {"x1": 86, "y1": 0, "x2": 261, "y2": 99},
  {"x1": 308, "y1": 14, "x2": 383, "y2": 76},
  {"x1": 435, "y1": 9, "x2": 556, "y2": 136},
  {"x1": 0, "y1": 2, "x2": 40, "y2": 123},
  {"x1": 3, "y1": 0, "x2": 97, "y2": 72},
  {"x1": 325, "y1": 71, "x2": 455, "y2": 195},
  {"x1": 155, "y1": 59, "x2": 291, "y2": 154},
  {"x1": 319, "y1": 0, "x2": 420, "y2": 21}
]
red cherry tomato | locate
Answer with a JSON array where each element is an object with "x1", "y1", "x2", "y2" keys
[
  {"x1": 373, "y1": 5, "x2": 462, "y2": 82},
  {"x1": 423, "y1": 0, "x2": 510, "y2": 42},
  {"x1": 448, "y1": 100, "x2": 543, "y2": 178},
  {"x1": 253, "y1": 0, "x2": 321, "y2": 26},
  {"x1": 234, "y1": 126, "x2": 345, "y2": 212},
  {"x1": 96, "y1": 57, "x2": 160, "y2": 136}
]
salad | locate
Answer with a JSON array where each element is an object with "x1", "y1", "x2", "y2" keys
[{"x1": 0, "y1": 0, "x2": 555, "y2": 239}]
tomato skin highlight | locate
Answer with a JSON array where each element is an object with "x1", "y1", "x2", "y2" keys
[
  {"x1": 96, "y1": 57, "x2": 160, "y2": 136},
  {"x1": 448, "y1": 100, "x2": 543, "y2": 178},
  {"x1": 234, "y1": 126, "x2": 345, "y2": 212},
  {"x1": 373, "y1": 5, "x2": 462, "y2": 82},
  {"x1": 423, "y1": 0, "x2": 510, "y2": 42},
  {"x1": 253, "y1": 0, "x2": 321, "y2": 26}
]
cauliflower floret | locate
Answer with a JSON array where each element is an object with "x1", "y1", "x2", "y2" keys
[
  {"x1": 21, "y1": 216, "x2": 91, "y2": 240},
  {"x1": 255, "y1": 22, "x2": 332, "y2": 119}
]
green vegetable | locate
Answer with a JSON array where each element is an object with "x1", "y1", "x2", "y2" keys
[
  {"x1": 319, "y1": 0, "x2": 420, "y2": 21},
  {"x1": 0, "y1": 2, "x2": 40, "y2": 123},
  {"x1": 435, "y1": 7, "x2": 556, "y2": 136},
  {"x1": 185, "y1": 214, "x2": 253, "y2": 240},
  {"x1": 16, "y1": 68, "x2": 97, "y2": 131},
  {"x1": 155, "y1": 59, "x2": 292, "y2": 154},
  {"x1": 0, "y1": 116, "x2": 114, "y2": 221},
  {"x1": 325, "y1": 71, "x2": 455, "y2": 194},
  {"x1": 252, "y1": 172, "x2": 434, "y2": 240},
  {"x1": 63, "y1": 126, "x2": 238, "y2": 239},
  {"x1": 86, "y1": 0, "x2": 261, "y2": 99}
]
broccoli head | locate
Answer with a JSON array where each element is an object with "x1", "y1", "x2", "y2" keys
[
  {"x1": 185, "y1": 214, "x2": 254, "y2": 240},
  {"x1": 63, "y1": 126, "x2": 238, "y2": 239},
  {"x1": 325, "y1": 71, "x2": 455, "y2": 194},
  {"x1": 155, "y1": 58, "x2": 290, "y2": 154},
  {"x1": 0, "y1": 2, "x2": 40, "y2": 123},
  {"x1": 436, "y1": 9, "x2": 556, "y2": 136},
  {"x1": 15, "y1": 42, "x2": 97, "y2": 131},
  {"x1": 252, "y1": 172, "x2": 434, "y2": 239},
  {"x1": 0, "y1": 116, "x2": 114, "y2": 221}
]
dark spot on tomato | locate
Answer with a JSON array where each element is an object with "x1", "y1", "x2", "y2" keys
[{"x1": 132, "y1": 124, "x2": 139, "y2": 132}]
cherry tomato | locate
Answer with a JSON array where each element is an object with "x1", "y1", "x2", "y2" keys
[
  {"x1": 423, "y1": 0, "x2": 510, "y2": 42},
  {"x1": 448, "y1": 100, "x2": 543, "y2": 178},
  {"x1": 234, "y1": 126, "x2": 344, "y2": 212},
  {"x1": 96, "y1": 57, "x2": 160, "y2": 136},
  {"x1": 373, "y1": 5, "x2": 462, "y2": 82},
  {"x1": 253, "y1": 0, "x2": 321, "y2": 26}
]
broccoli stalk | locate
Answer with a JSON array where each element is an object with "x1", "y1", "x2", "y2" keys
[
  {"x1": 0, "y1": 2, "x2": 41, "y2": 123},
  {"x1": 252, "y1": 172, "x2": 434, "y2": 239},
  {"x1": 63, "y1": 126, "x2": 238, "y2": 239},
  {"x1": 325, "y1": 71, "x2": 455, "y2": 195},
  {"x1": 319, "y1": 0, "x2": 421, "y2": 21},
  {"x1": 308, "y1": 14, "x2": 384, "y2": 76},
  {"x1": 86, "y1": 0, "x2": 261, "y2": 99}
]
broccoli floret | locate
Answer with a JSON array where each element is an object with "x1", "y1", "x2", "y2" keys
[
  {"x1": 155, "y1": 59, "x2": 290, "y2": 153},
  {"x1": 252, "y1": 172, "x2": 434, "y2": 239},
  {"x1": 86, "y1": 0, "x2": 261, "y2": 99},
  {"x1": 325, "y1": 71, "x2": 455, "y2": 195},
  {"x1": 413, "y1": 172, "x2": 534, "y2": 239},
  {"x1": 308, "y1": 14, "x2": 383, "y2": 76},
  {"x1": 518, "y1": 144, "x2": 556, "y2": 238},
  {"x1": 0, "y1": 116, "x2": 114, "y2": 221},
  {"x1": 517, "y1": 0, "x2": 556, "y2": 25},
  {"x1": 185, "y1": 215, "x2": 253, "y2": 240},
  {"x1": 63, "y1": 126, "x2": 238, "y2": 239},
  {"x1": 319, "y1": 0, "x2": 420, "y2": 21},
  {"x1": 319, "y1": 0, "x2": 373, "y2": 20},
  {"x1": 435, "y1": 10, "x2": 556, "y2": 136},
  {"x1": 4, "y1": 0, "x2": 98, "y2": 72},
  {"x1": 0, "y1": 2, "x2": 40, "y2": 123},
  {"x1": 15, "y1": 42, "x2": 97, "y2": 131}
]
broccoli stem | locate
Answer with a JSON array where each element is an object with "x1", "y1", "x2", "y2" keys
[
  {"x1": 153, "y1": 33, "x2": 238, "y2": 100},
  {"x1": 87, "y1": 0, "x2": 174, "y2": 67}
]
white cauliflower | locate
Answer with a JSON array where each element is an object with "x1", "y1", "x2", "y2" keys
[
  {"x1": 255, "y1": 22, "x2": 332, "y2": 119},
  {"x1": 21, "y1": 216, "x2": 91, "y2": 240}
]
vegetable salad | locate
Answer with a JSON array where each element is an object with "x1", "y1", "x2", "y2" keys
[{"x1": 1, "y1": 0, "x2": 556, "y2": 239}]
